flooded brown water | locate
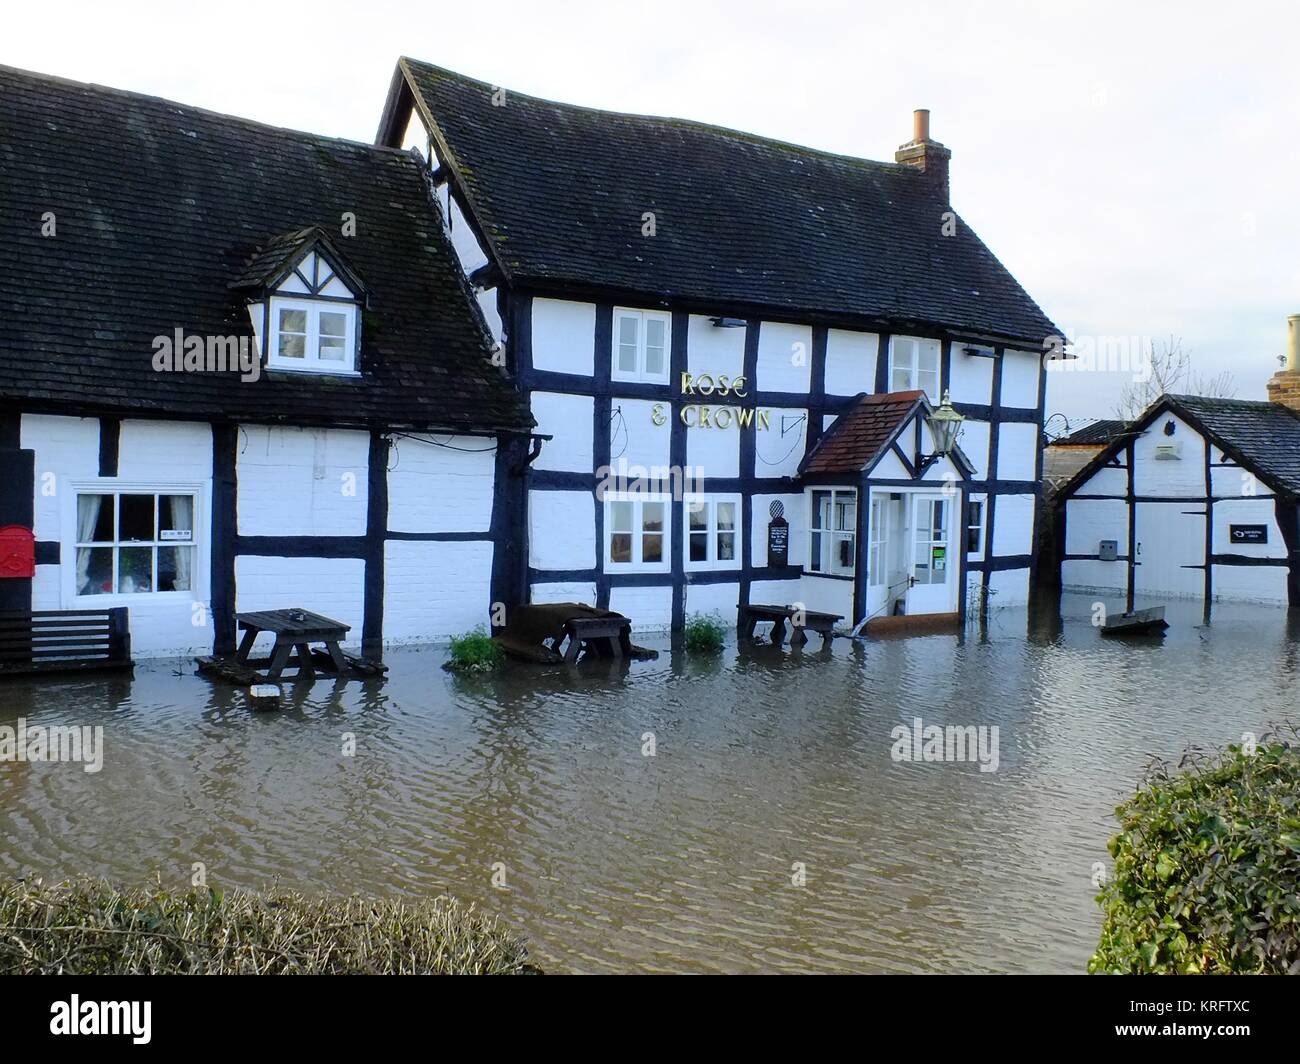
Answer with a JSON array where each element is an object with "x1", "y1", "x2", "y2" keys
[{"x1": 2, "y1": 592, "x2": 1296, "y2": 973}]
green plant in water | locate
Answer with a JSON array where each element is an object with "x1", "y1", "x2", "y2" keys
[
  {"x1": 445, "y1": 626, "x2": 504, "y2": 674},
  {"x1": 682, "y1": 611, "x2": 726, "y2": 653},
  {"x1": 1089, "y1": 725, "x2": 1300, "y2": 974}
]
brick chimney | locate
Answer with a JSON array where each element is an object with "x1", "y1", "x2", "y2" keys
[
  {"x1": 1266, "y1": 314, "x2": 1300, "y2": 412},
  {"x1": 895, "y1": 109, "x2": 952, "y2": 203}
]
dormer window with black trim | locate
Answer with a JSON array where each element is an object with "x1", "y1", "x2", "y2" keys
[{"x1": 232, "y1": 227, "x2": 368, "y2": 377}]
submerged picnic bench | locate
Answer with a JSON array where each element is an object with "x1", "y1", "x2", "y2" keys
[
  {"x1": 739, "y1": 603, "x2": 842, "y2": 647},
  {"x1": 197, "y1": 607, "x2": 385, "y2": 684},
  {"x1": 493, "y1": 603, "x2": 658, "y2": 665}
]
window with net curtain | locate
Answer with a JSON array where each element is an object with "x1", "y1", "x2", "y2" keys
[{"x1": 75, "y1": 492, "x2": 195, "y2": 596}]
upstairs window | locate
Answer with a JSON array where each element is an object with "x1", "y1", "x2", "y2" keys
[
  {"x1": 612, "y1": 308, "x2": 670, "y2": 383},
  {"x1": 268, "y1": 298, "x2": 358, "y2": 374},
  {"x1": 889, "y1": 336, "x2": 941, "y2": 396}
]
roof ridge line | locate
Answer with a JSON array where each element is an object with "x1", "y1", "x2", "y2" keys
[
  {"x1": 398, "y1": 55, "x2": 917, "y2": 176},
  {"x1": 0, "y1": 62, "x2": 417, "y2": 161}
]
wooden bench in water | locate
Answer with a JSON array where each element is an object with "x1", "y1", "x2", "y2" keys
[
  {"x1": 196, "y1": 607, "x2": 385, "y2": 684},
  {"x1": 494, "y1": 602, "x2": 658, "y2": 665},
  {"x1": 0, "y1": 607, "x2": 132, "y2": 676},
  {"x1": 740, "y1": 603, "x2": 843, "y2": 647}
]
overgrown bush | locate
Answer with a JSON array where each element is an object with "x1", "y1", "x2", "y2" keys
[
  {"x1": 0, "y1": 877, "x2": 539, "y2": 974},
  {"x1": 682, "y1": 611, "x2": 726, "y2": 653},
  {"x1": 1089, "y1": 730, "x2": 1300, "y2": 974},
  {"x1": 444, "y1": 626, "x2": 504, "y2": 673}
]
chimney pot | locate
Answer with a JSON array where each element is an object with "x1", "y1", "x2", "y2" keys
[
  {"x1": 1266, "y1": 313, "x2": 1300, "y2": 412},
  {"x1": 895, "y1": 108, "x2": 951, "y2": 203}
]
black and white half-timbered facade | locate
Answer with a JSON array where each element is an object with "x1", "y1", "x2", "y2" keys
[
  {"x1": 1058, "y1": 394, "x2": 1300, "y2": 608},
  {"x1": 376, "y1": 58, "x2": 1059, "y2": 629},
  {"x1": 0, "y1": 66, "x2": 533, "y2": 658}
]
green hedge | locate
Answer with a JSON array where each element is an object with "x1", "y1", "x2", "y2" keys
[
  {"x1": 0, "y1": 877, "x2": 539, "y2": 974},
  {"x1": 1090, "y1": 733, "x2": 1300, "y2": 974}
]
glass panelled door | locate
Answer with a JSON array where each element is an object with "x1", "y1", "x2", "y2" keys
[{"x1": 905, "y1": 494, "x2": 957, "y2": 614}]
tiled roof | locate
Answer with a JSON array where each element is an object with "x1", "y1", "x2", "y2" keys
[
  {"x1": 800, "y1": 391, "x2": 925, "y2": 475},
  {"x1": 392, "y1": 58, "x2": 1061, "y2": 346},
  {"x1": 0, "y1": 64, "x2": 532, "y2": 433},
  {"x1": 1054, "y1": 418, "x2": 1128, "y2": 446},
  {"x1": 1170, "y1": 395, "x2": 1300, "y2": 495}
]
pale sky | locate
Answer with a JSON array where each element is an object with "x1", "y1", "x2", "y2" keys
[{"x1": 7, "y1": 0, "x2": 1299, "y2": 426}]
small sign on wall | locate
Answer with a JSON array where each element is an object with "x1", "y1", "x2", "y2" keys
[
  {"x1": 1229, "y1": 524, "x2": 1268, "y2": 544},
  {"x1": 767, "y1": 501, "x2": 789, "y2": 568}
]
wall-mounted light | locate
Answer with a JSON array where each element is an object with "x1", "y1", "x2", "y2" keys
[{"x1": 918, "y1": 391, "x2": 964, "y2": 472}]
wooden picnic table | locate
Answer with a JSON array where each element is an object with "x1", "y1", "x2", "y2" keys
[
  {"x1": 739, "y1": 603, "x2": 842, "y2": 648},
  {"x1": 235, "y1": 608, "x2": 350, "y2": 681}
]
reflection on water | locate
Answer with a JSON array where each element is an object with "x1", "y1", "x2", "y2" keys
[{"x1": 1, "y1": 592, "x2": 1296, "y2": 973}]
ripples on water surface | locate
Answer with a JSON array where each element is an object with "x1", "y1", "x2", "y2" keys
[{"x1": 2, "y1": 592, "x2": 1297, "y2": 973}]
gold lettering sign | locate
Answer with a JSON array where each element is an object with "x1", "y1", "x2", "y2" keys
[{"x1": 658, "y1": 372, "x2": 767, "y2": 429}]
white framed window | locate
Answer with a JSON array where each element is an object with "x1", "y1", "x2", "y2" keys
[
  {"x1": 889, "y1": 336, "x2": 941, "y2": 396},
  {"x1": 965, "y1": 498, "x2": 985, "y2": 554},
  {"x1": 684, "y1": 495, "x2": 741, "y2": 570},
  {"x1": 605, "y1": 493, "x2": 670, "y2": 570},
  {"x1": 809, "y1": 488, "x2": 857, "y2": 576},
  {"x1": 868, "y1": 495, "x2": 887, "y2": 586},
  {"x1": 71, "y1": 489, "x2": 200, "y2": 599},
  {"x1": 268, "y1": 296, "x2": 359, "y2": 374},
  {"x1": 612, "y1": 308, "x2": 670, "y2": 383}
]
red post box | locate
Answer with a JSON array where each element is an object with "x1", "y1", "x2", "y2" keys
[{"x1": 0, "y1": 525, "x2": 36, "y2": 578}]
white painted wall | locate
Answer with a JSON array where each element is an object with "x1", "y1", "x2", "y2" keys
[
  {"x1": 754, "y1": 408, "x2": 806, "y2": 479},
  {"x1": 237, "y1": 425, "x2": 369, "y2": 537},
  {"x1": 686, "y1": 417, "x2": 740, "y2": 479},
  {"x1": 531, "y1": 581, "x2": 598, "y2": 605},
  {"x1": 684, "y1": 580, "x2": 740, "y2": 619},
  {"x1": 686, "y1": 314, "x2": 745, "y2": 381},
  {"x1": 529, "y1": 489, "x2": 595, "y2": 570},
  {"x1": 825, "y1": 330, "x2": 878, "y2": 396},
  {"x1": 387, "y1": 434, "x2": 495, "y2": 534},
  {"x1": 948, "y1": 346, "x2": 994, "y2": 405},
  {"x1": 756, "y1": 321, "x2": 812, "y2": 393},
  {"x1": 532, "y1": 392, "x2": 594, "y2": 473},
  {"x1": 1000, "y1": 350, "x2": 1041, "y2": 408},
  {"x1": 608, "y1": 583, "x2": 673, "y2": 629},
  {"x1": 383, "y1": 539, "x2": 494, "y2": 643},
  {"x1": 611, "y1": 397, "x2": 671, "y2": 470},
  {"x1": 532, "y1": 298, "x2": 595, "y2": 375},
  {"x1": 996, "y1": 423, "x2": 1040, "y2": 482}
]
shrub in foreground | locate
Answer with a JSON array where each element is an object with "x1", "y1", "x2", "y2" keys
[
  {"x1": 1089, "y1": 731, "x2": 1300, "y2": 974},
  {"x1": 445, "y1": 626, "x2": 504, "y2": 673},
  {"x1": 0, "y1": 877, "x2": 539, "y2": 974},
  {"x1": 682, "y1": 611, "x2": 726, "y2": 653}
]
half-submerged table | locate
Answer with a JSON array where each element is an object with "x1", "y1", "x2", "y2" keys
[
  {"x1": 739, "y1": 603, "x2": 842, "y2": 647},
  {"x1": 235, "y1": 608, "x2": 350, "y2": 681}
]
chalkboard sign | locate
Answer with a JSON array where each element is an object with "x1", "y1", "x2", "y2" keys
[
  {"x1": 1229, "y1": 524, "x2": 1268, "y2": 544},
  {"x1": 767, "y1": 500, "x2": 789, "y2": 568}
]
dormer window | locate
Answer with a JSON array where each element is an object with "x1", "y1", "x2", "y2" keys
[
  {"x1": 234, "y1": 228, "x2": 367, "y2": 378},
  {"x1": 269, "y1": 298, "x2": 357, "y2": 372}
]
